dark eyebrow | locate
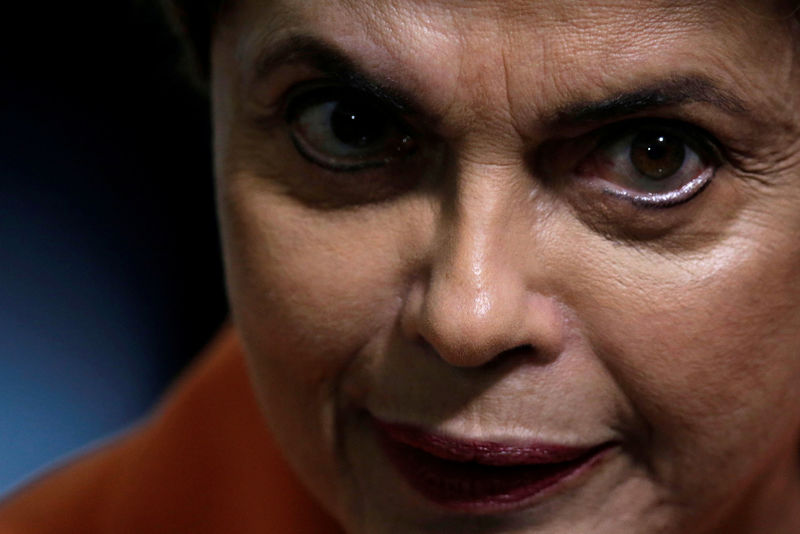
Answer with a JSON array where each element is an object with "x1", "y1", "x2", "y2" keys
[
  {"x1": 253, "y1": 35, "x2": 422, "y2": 116},
  {"x1": 552, "y1": 76, "x2": 748, "y2": 125},
  {"x1": 254, "y1": 35, "x2": 749, "y2": 129}
]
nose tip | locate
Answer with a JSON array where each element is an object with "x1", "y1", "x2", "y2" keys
[
  {"x1": 419, "y1": 284, "x2": 514, "y2": 367},
  {"x1": 399, "y1": 157, "x2": 566, "y2": 369},
  {"x1": 402, "y1": 269, "x2": 565, "y2": 368}
]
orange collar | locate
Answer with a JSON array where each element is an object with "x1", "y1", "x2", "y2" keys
[{"x1": 0, "y1": 326, "x2": 343, "y2": 534}]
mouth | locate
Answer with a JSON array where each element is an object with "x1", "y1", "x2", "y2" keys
[{"x1": 373, "y1": 418, "x2": 617, "y2": 514}]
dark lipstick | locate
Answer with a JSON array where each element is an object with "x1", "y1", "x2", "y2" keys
[{"x1": 374, "y1": 418, "x2": 615, "y2": 513}]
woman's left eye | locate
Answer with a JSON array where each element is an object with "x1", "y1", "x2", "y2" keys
[
  {"x1": 285, "y1": 84, "x2": 417, "y2": 171},
  {"x1": 574, "y1": 121, "x2": 722, "y2": 207}
]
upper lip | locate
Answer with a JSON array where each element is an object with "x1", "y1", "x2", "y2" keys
[{"x1": 374, "y1": 419, "x2": 609, "y2": 466}]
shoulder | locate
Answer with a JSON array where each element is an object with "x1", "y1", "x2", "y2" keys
[
  {"x1": 0, "y1": 428, "x2": 141, "y2": 534},
  {"x1": 0, "y1": 326, "x2": 342, "y2": 534}
]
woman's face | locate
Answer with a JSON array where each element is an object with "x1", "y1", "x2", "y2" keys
[{"x1": 211, "y1": 1, "x2": 800, "y2": 532}]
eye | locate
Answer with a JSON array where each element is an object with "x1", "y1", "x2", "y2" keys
[
  {"x1": 575, "y1": 121, "x2": 721, "y2": 207},
  {"x1": 285, "y1": 83, "x2": 417, "y2": 171}
]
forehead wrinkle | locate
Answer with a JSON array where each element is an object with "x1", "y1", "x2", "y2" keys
[
  {"x1": 292, "y1": 0, "x2": 516, "y2": 135},
  {"x1": 231, "y1": 0, "x2": 800, "y2": 135}
]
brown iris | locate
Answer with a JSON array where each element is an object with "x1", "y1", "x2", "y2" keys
[{"x1": 629, "y1": 132, "x2": 686, "y2": 180}]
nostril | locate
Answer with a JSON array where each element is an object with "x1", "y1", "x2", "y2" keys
[
  {"x1": 400, "y1": 243, "x2": 567, "y2": 369},
  {"x1": 499, "y1": 344, "x2": 534, "y2": 358},
  {"x1": 483, "y1": 343, "x2": 557, "y2": 370}
]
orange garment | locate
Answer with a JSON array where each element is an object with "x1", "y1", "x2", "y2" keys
[{"x1": 0, "y1": 327, "x2": 344, "y2": 534}]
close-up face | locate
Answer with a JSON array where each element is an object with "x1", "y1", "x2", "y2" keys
[{"x1": 211, "y1": 1, "x2": 800, "y2": 533}]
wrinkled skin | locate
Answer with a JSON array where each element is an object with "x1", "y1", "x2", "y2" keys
[{"x1": 210, "y1": 1, "x2": 800, "y2": 532}]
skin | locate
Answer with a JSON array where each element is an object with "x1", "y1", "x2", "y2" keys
[{"x1": 210, "y1": 1, "x2": 800, "y2": 532}]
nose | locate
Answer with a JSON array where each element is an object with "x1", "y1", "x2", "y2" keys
[{"x1": 401, "y1": 164, "x2": 565, "y2": 368}]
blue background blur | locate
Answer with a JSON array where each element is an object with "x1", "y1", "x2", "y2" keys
[{"x1": 1, "y1": 1, "x2": 227, "y2": 494}]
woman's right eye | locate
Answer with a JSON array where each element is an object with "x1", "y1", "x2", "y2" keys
[{"x1": 285, "y1": 84, "x2": 417, "y2": 171}]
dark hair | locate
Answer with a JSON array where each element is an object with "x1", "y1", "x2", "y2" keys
[{"x1": 162, "y1": 0, "x2": 224, "y2": 80}]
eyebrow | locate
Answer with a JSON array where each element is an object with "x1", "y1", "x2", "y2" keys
[
  {"x1": 253, "y1": 35, "x2": 422, "y2": 116},
  {"x1": 551, "y1": 76, "x2": 748, "y2": 125},
  {"x1": 253, "y1": 35, "x2": 749, "y2": 127}
]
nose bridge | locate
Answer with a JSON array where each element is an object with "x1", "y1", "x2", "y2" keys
[
  {"x1": 404, "y1": 160, "x2": 564, "y2": 368},
  {"x1": 438, "y1": 195, "x2": 499, "y2": 335}
]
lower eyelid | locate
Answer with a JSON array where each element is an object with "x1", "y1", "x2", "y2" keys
[
  {"x1": 284, "y1": 85, "x2": 420, "y2": 172},
  {"x1": 596, "y1": 167, "x2": 715, "y2": 209}
]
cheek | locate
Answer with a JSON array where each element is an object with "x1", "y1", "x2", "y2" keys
[
  {"x1": 217, "y1": 179, "x2": 433, "y2": 516},
  {"x1": 225, "y1": 201, "x2": 386, "y2": 380},
  {"x1": 218, "y1": 176, "x2": 435, "y2": 394},
  {"x1": 578, "y1": 224, "x2": 800, "y2": 487}
]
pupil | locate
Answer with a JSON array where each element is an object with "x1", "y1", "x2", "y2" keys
[
  {"x1": 330, "y1": 100, "x2": 386, "y2": 147},
  {"x1": 630, "y1": 132, "x2": 685, "y2": 180}
]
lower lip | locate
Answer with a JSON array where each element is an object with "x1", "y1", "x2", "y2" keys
[{"x1": 374, "y1": 419, "x2": 615, "y2": 513}]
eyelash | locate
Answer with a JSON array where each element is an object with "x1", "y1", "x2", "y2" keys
[
  {"x1": 566, "y1": 119, "x2": 723, "y2": 208},
  {"x1": 281, "y1": 81, "x2": 724, "y2": 209},
  {"x1": 283, "y1": 81, "x2": 417, "y2": 172}
]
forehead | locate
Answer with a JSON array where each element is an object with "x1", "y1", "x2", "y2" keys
[
  {"x1": 224, "y1": 0, "x2": 791, "y2": 63},
  {"x1": 219, "y1": 0, "x2": 797, "y2": 132}
]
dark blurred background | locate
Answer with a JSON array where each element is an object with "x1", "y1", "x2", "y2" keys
[{"x1": 1, "y1": 1, "x2": 227, "y2": 493}]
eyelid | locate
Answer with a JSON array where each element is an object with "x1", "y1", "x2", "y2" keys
[
  {"x1": 282, "y1": 78, "x2": 409, "y2": 123},
  {"x1": 600, "y1": 169, "x2": 715, "y2": 209},
  {"x1": 538, "y1": 118, "x2": 722, "y2": 180},
  {"x1": 589, "y1": 118, "x2": 724, "y2": 165},
  {"x1": 536, "y1": 117, "x2": 726, "y2": 214},
  {"x1": 590, "y1": 119, "x2": 723, "y2": 208},
  {"x1": 282, "y1": 79, "x2": 420, "y2": 173}
]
